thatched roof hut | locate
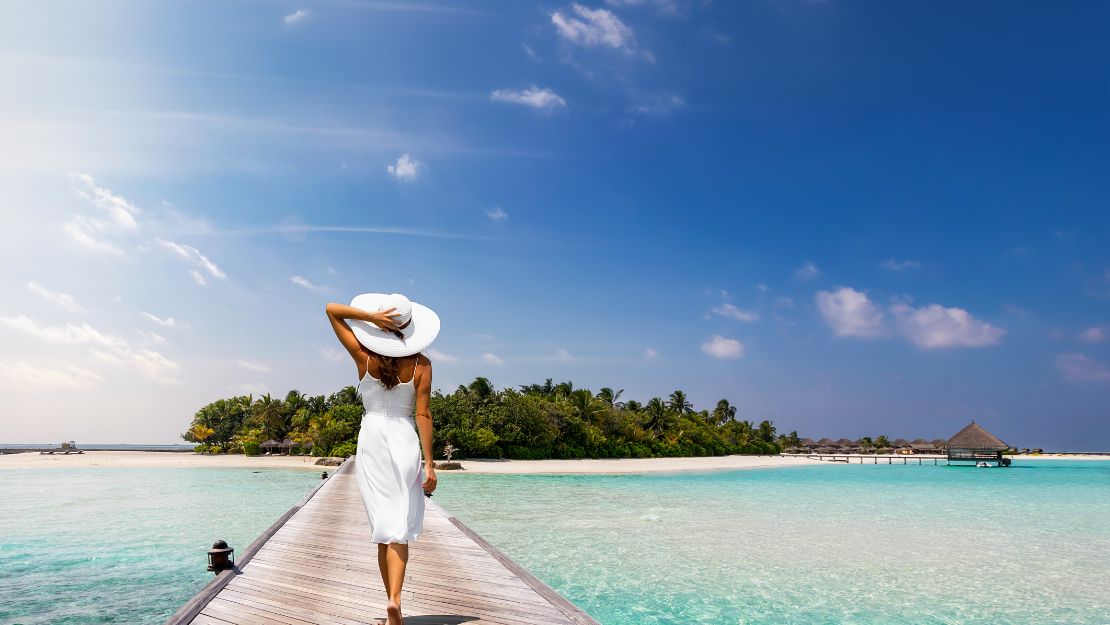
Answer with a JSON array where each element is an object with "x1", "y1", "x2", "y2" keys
[
  {"x1": 946, "y1": 421, "x2": 1010, "y2": 465},
  {"x1": 816, "y1": 438, "x2": 834, "y2": 447},
  {"x1": 801, "y1": 438, "x2": 817, "y2": 447},
  {"x1": 892, "y1": 438, "x2": 911, "y2": 447},
  {"x1": 834, "y1": 438, "x2": 854, "y2": 446}
]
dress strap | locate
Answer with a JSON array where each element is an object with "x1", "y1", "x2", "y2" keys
[{"x1": 408, "y1": 354, "x2": 419, "y2": 384}]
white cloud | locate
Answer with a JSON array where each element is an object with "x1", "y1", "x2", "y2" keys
[
  {"x1": 816, "y1": 287, "x2": 886, "y2": 338},
  {"x1": 63, "y1": 216, "x2": 125, "y2": 255},
  {"x1": 1078, "y1": 327, "x2": 1105, "y2": 343},
  {"x1": 188, "y1": 269, "x2": 207, "y2": 286},
  {"x1": 481, "y1": 352, "x2": 504, "y2": 366},
  {"x1": 880, "y1": 258, "x2": 921, "y2": 272},
  {"x1": 0, "y1": 315, "x2": 126, "y2": 346},
  {"x1": 235, "y1": 359, "x2": 271, "y2": 373},
  {"x1": 712, "y1": 303, "x2": 759, "y2": 322},
  {"x1": 387, "y1": 153, "x2": 422, "y2": 182},
  {"x1": 552, "y1": 4, "x2": 635, "y2": 51},
  {"x1": 91, "y1": 345, "x2": 180, "y2": 384},
  {"x1": 140, "y1": 311, "x2": 176, "y2": 327},
  {"x1": 63, "y1": 173, "x2": 142, "y2": 256},
  {"x1": 1056, "y1": 352, "x2": 1110, "y2": 383},
  {"x1": 27, "y1": 282, "x2": 82, "y2": 312},
  {"x1": 0, "y1": 361, "x2": 102, "y2": 391},
  {"x1": 555, "y1": 347, "x2": 572, "y2": 360},
  {"x1": 490, "y1": 86, "x2": 567, "y2": 111},
  {"x1": 157, "y1": 238, "x2": 227, "y2": 281},
  {"x1": 425, "y1": 349, "x2": 458, "y2": 363},
  {"x1": 136, "y1": 330, "x2": 167, "y2": 345},
  {"x1": 701, "y1": 335, "x2": 744, "y2": 359},
  {"x1": 291, "y1": 275, "x2": 319, "y2": 290},
  {"x1": 630, "y1": 93, "x2": 685, "y2": 117},
  {"x1": 485, "y1": 206, "x2": 508, "y2": 221},
  {"x1": 283, "y1": 9, "x2": 309, "y2": 24},
  {"x1": 643, "y1": 347, "x2": 658, "y2": 359},
  {"x1": 317, "y1": 346, "x2": 347, "y2": 362},
  {"x1": 891, "y1": 303, "x2": 1005, "y2": 349},
  {"x1": 70, "y1": 172, "x2": 141, "y2": 231},
  {"x1": 794, "y1": 261, "x2": 820, "y2": 281}
]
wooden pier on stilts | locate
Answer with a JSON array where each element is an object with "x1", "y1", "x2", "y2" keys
[{"x1": 166, "y1": 459, "x2": 600, "y2": 625}]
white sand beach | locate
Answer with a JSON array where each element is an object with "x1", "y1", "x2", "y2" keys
[
  {"x1": 1, "y1": 451, "x2": 1104, "y2": 472},
  {"x1": 0, "y1": 451, "x2": 823, "y2": 473}
]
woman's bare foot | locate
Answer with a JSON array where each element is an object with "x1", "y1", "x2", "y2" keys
[{"x1": 386, "y1": 598, "x2": 403, "y2": 625}]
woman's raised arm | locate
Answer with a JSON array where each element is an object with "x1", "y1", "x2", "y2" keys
[{"x1": 325, "y1": 303, "x2": 400, "y2": 364}]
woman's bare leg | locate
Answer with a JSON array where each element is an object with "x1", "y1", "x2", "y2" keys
[
  {"x1": 384, "y1": 542, "x2": 409, "y2": 624},
  {"x1": 377, "y1": 543, "x2": 389, "y2": 592}
]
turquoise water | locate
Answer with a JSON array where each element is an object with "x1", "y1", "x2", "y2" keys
[
  {"x1": 0, "y1": 467, "x2": 320, "y2": 624},
  {"x1": 434, "y1": 461, "x2": 1110, "y2": 625}
]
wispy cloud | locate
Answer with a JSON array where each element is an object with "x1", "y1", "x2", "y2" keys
[
  {"x1": 1057, "y1": 352, "x2": 1110, "y2": 383},
  {"x1": 490, "y1": 86, "x2": 567, "y2": 111},
  {"x1": 291, "y1": 275, "x2": 327, "y2": 291},
  {"x1": 701, "y1": 335, "x2": 744, "y2": 359},
  {"x1": 485, "y1": 206, "x2": 508, "y2": 221},
  {"x1": 26, "y1": 282, "x2": 82, "y2": 312},
  {"x1": 318, "y1": 346, "x2": 347, "y2": 362},
  {"x1": 235, "y1": 359, "x2": 271, "y2": 372},
  {"x1": 712, "y1": 303, "x2": 759, "y2": 322},
  {"x1": 91, "y1": 346, "x2": 181, "y2": 384},
  {"x1": 0, "y1": 361, "x2": 102, "y2": 390},
  {"x1": 0, "y1": 315, "x2": 125, "y2": 346},
  {"x1": 387, "y1": 153, "x2": 422, "y2": 181},
  {"x1": 157, "y1": 238, "x2": 227, "y2": 282},
  {"x1": 880, "y1": 258, "x2": 921, "y2": 272},
  {"x1": 643, "y1": 347, "x2": 658, "y2": 359},
  {"x1": 629, "y1": 93, "x2": 685, "y2": 118},
  {"x1": 1078, "y1": 327, "x2": 1105, "y2": 344},
  {"x1": 481, "y1": 352, "x2": 504, "y2": 366},
  {"x1": 552, "y1": 4, "x2": 636, "y2": 52},
  {"x1": 816, "y1": 287, "x2": 886, "y2": 338},
  {"x1": 283, "y1": 9, "x2": 310, "y2": 24},
  {"x1": 64, "y1": 173, "x2": 142, "y2": 255},
  {"x1": 605, "y1": 0, "x2": 692, "y2": 17},
  {"x1": 426, "y1": 348, "x2": 458, "y2": 363},
  {"x1": 141, "y1": 311, "x2": 177, "y2": 327},
  {"x1": 794, "y1": 261, "x2": 820, "y2": 281}
]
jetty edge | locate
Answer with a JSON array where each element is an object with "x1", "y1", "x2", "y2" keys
[{"x1": 165, "y1": 459, "x2": 601, "y2": 625}]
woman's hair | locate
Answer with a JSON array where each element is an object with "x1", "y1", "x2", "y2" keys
[
  {"x1": 371, "y1": 351, "x2": 403, "y2": 389},
  {"x1": 369, "y1": 327, "x2": 413, "y2": 390}
]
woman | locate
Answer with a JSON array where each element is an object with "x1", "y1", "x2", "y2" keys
[{"x1": 325, "y1": 292, "x2": 440, "y2": 625}]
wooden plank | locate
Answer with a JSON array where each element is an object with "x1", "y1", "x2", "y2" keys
[{"x1": 172, "y1": 456, "x2": 601, "y2": 625}]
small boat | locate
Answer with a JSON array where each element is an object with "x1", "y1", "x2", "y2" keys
[{"x1": 976, "y1": 461, "x2": 991, "y2": 468}]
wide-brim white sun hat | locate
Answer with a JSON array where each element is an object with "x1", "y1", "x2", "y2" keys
[{"x1": 349, "y1": 293, "x2": 440, "y2": 357}]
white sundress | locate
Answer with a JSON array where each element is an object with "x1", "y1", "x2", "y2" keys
[{"x1": 354, "y1": 354, "x2": 426, "y2": 544}]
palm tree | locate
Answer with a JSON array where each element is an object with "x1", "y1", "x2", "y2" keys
[
  {"x1": 667, "y1": 390, "x2": 693, "y2": 415},
  {"x1": 467, "y1": 377, "x2": 497, "y2": 402},
  {"x1": 254, "y1": 393, "x2": 289, "y2": 441},
  {"x1": 757, "y1": 420, "x2": 776, "y2": 443},
  {"x1": 875, "y1": 435, "x2": 891, "y2": 450},
  {"x1": 712, "y1": 399, "x2": 737, "y2": 426},
  {"x1": 596, "y1": 387, "x2": 624, "y2": 408},
  {"x1": 643, "y1": 397, "x2": 669, "y2": 434},
  {"x1": 570, "y1": 389, "x2": 606, "y2": 422}
]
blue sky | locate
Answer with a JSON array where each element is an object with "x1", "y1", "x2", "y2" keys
[{"x1": 1, "y1": 0, "x2": 1107, "y2": 449}]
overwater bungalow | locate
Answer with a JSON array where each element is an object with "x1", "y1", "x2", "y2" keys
[{"x1": 946, "y1": 421, "x2": 1011, "y2": 467}]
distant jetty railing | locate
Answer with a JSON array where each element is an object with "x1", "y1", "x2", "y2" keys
[{"x1": 787, "y1": 454, "x2": 949, "y2": 465}]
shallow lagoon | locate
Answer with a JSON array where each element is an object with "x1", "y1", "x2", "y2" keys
[{"x1": 434, "y1": 460, "x2": 1110, "y2": 625}]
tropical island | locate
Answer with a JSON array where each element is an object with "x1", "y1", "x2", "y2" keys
[{"x1": 182, "y1": 377, "x2": 792, "y2": 459}]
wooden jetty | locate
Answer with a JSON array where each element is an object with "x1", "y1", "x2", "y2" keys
[{"x1": 166, "y1": 459, "x2": 600, "y2": 625}]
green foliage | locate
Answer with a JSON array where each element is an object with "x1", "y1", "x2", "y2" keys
[
  {"x1": 182, "y1": 378, "x2": 797, "y2": 460},
  {"x1": 331, "y1": 441, "x2": 357, "y2": 457}
]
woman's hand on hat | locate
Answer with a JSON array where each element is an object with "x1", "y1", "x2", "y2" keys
[{"x1": 368, "y1": 307, "x2": 402, "y2": 332}]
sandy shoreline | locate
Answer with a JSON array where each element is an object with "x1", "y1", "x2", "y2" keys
[
  {"x1": 0, "y1": 450, "x2": 823, "y2": 473},
  {"x1": 0, "y1": 451, "x2": 1104, "y2": 473}
]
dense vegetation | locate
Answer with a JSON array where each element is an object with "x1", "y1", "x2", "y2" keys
[{"x1": 182, "y1": 377, "x2": 798, "y2": 459}]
